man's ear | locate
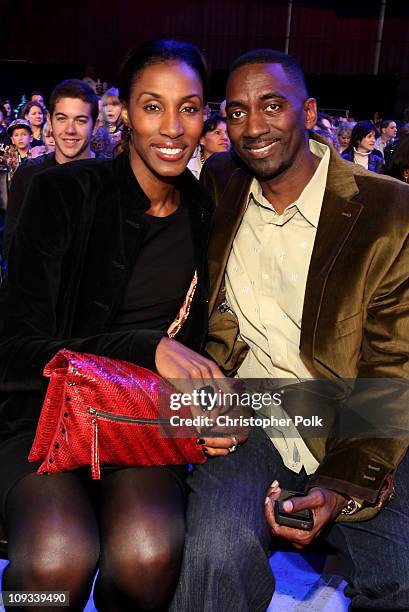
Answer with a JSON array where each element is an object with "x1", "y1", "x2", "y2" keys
[{"x1": 304, "y1": 98, "x2": 317, "y2": 130}]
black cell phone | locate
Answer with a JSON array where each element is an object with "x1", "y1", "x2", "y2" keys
[{"x1": 274, "y1": 491, "x2": 314, "y2": 531}]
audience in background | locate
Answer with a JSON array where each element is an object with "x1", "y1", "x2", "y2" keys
[
  {"x1": 1, "y1": 119, "x2": 33, "y2": 181},
  {"x1": 314, "y1": 112, "x2": 334, "y2": 132},
  {"x1": 2, "y1": 79, "x2": 408, "y2": 228},
  {"x1": 30, "y1": 91, "x2": 45, "y2": 108},
  {"x1": 3, "y1": 79, "x2": 99, "y2": 260},
  {"x1": 90, "y1": 88, "x2": 125, "y2": 157},
  {"x1": 384, "y1": 123, "x2": 409, "y2": 165},
  {"x1": 342, "y1": 120, "x2": 384, "y2": 173},
  {"x1": 188, "y1": 113, "x2": 230, "y2": 178},
  {"x1": 0, "y1": 107, "x2": 10, "y2": 146},
  {"x1": 102, "y1": 87, "x2": 123, "y2": 145},
  {"x1": 42, "y1": 122, "x2": 55, "y2": 153},
  {"x1": 90, "y1": 96, "x2": 113, "y2": 157},
  {"x1": 375, "y1": 119, "x2": 397, "y2": 158},
  {"x1": 200, "y1": 113, "x2": 230, "y2": 161},
  {"x1": 336, "y1": 122, "x2": 355, "y2": 153},
  {"x1": 18, "y1": 101, "x2": 44, "y2": 146},
  {"x1": 312, "y1": 112, "x2": 339, "y2": 148},
  {"x1": 1, "y1": 100, "x2": 14, "y2": 126},
  {"x1": 313, "y1": 127, "x2": 338, "y2": 148}
]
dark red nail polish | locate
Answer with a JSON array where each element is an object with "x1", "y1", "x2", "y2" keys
[{"x1": 197, "y1": 438, "x2": 205, "y2": 445}]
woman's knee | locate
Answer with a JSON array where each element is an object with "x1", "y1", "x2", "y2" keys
[
  {"x1": 101, "y1": 535, "x2": 182, "y2": 608},
  {"x1": 7, "y1": 526, "x2": 99, "y2": 596},
  {"x1": 20, "y1": 550, "x2": 96, "y2": 590}
]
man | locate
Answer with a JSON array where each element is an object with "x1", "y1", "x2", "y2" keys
[
  {"x1": 171, "y1": 49, "x2": 409, "y2": 611},
  {"x1": 30, "y1": 91, "x2": 45, "y2": 108},
  {"x1": 375, "y1": 118, "x2": 397, "y2": 158},
  {"x1": 3, "y1": 79, "x2": 99, "y2": 259}
]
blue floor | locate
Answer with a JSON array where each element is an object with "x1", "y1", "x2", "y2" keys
[{"x1": 1, "y1": 553, "x2": 348, "y2": 611}]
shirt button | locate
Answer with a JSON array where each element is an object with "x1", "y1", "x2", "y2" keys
[{"x1": 263, "y1": 273, "x2": 269, "y2": 280}]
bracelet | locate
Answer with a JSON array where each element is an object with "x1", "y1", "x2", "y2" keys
[{"x1": 340, "y1": 497, "x2": 364, "y2": 515}]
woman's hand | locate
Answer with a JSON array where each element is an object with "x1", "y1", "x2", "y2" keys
[
  {"x1": 196, "y1": 434, "x2": 247, "y2": 457},
  {"x1": 155, "y1": 337, "x2": 249, "y2": 453}
]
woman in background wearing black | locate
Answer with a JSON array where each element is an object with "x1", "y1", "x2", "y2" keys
[{"x1": 19, "y1": 100, "x2": 44, "y2": 147}]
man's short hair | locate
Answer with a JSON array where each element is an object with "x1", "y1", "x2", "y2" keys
[
  {"x1": 380, "y1": 119, "x2": 396, "y2": 131},
  {"x1": 49, "y1": 79, "x2": 99, "y2": 124},
  {"x1": 228, "y1": 49, "x2": 308, "y2": 97}
]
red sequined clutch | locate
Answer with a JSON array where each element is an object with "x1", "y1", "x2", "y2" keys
[{"x1": 29, "y1": 349, "x2": 206, "y2": 479}]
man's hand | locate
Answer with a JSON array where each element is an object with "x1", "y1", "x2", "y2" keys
[
  {"x1": 264, "y1": 481, "x2": 347, "y2": 547},
  {"x1": 155, "y1": 337, "x2": 226, "y2": 385}
]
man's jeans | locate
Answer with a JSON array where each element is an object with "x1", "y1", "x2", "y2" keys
[{"x1": 170, "y1": 427, "x2": 409, "y2": 611}]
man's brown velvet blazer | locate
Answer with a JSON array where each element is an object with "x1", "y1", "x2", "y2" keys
[{"x1": 201, "y1": 138, "x2": 409, "y2": 520}]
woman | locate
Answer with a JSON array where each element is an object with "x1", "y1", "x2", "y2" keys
[
  {"x1": 0, "y1": 39, "x2": 230, "y2": 611},
  {"x1": 336, "y1": 123, "x2": 353, "y2": 154},
  {"x1": 18, "y1": 100, "x2": 44, "y2": 146},
  {"x1": 92, "y1": 88, "x2": 124, "y2": 157},
  {"x1": 200, "y1": 113, "x2": 230, "y2": 161},
  {"x1": 188, "y1": 113, "x2": 230, "y2": 178},
  {"x1": 341, "y1": 120, "x2": 384, "y2": 173},
  {"x1": 384, "y1": 134, "x2": 409, "y2": 182},
  {"x1": 102, "y1": 87, "x2": 124, "y2": 145}
]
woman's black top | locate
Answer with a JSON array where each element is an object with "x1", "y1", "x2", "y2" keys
[
  {"x1": 111, "y1": 201, "x2": 195, "y2": 332},
  {"x1": 31, "y1": 137, "x2": 44, "y2": 147}
]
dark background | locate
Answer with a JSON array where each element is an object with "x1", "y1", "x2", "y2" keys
[{"x1": 1, "y1": 0, "x2": 409, "y2": 118}]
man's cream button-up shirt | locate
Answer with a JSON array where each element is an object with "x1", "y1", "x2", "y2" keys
[{"x1": 225, "y1": 140, "x2": 330, "y2": 474}]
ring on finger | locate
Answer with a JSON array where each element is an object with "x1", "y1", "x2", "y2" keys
[{"x1": 229, "y1": 435, "x2": 238, "y2": 453}]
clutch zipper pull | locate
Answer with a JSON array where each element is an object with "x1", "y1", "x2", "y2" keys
[{"x1": 91, "y1": 416, "x2": 101, "y2": 480}]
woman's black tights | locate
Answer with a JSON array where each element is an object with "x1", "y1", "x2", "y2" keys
[{"x1": 2, "y1": 467, "x2": 186, "y2": 611}]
